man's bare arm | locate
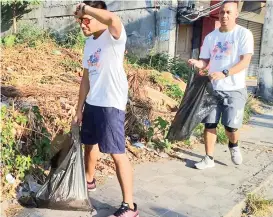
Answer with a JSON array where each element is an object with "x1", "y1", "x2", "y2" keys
[
  {"x1": 210, "y1": 54, "x2": 252, "y2": 81},
  {"x1": 76, "y1": 69, "x2": 90, "y2": 113},
  {"x1": 229, "y1": 54, "x2": 252, "y2": 75},
  {"x1": 188, "y1": 58, "x2": 210, "y2": 70}
]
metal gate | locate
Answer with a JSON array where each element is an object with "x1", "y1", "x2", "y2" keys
[{"x1": 237, "y1": 18, "x2": 263, "y2": 77}]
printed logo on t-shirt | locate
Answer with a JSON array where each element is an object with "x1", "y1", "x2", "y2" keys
[
  {"x1": 212, "y1": 41, "x2": 233, "y2": 60},
  {"x1": 88, "y1": 48, "x2": 101, "y2": 75}
]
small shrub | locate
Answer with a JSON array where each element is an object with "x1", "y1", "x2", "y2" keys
[
  {"x1": 146, "y1": 116, "x2": 173, "y2": 151},
  {"x1": 3, "y1": 35, "x2": 17, "y2": 47},
  {"x1": 243, "y1": 94, "x2": 254, "y2": 124},
  {"x1": 170, "y1": 57, "x2": 191, "y2": 82},
  {"x1": 152, "y1": 75, "x2": 184, "y2": 101},
  {"x1": 165, "y1": 83, "x2": 184, "y2": 101},
  {"x1": 51, "y1": 27, "x2": 86, "y2": 50},
  {"x1": 16, "y1": 23, "x2": 46, "y2": 47},
  {"x1": 126, "y1": 53, "x2": 191, "y2": 82}
]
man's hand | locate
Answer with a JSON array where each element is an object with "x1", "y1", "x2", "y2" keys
[
  {"x1": 188, "y1": 59, "x2": 199, "y2": 68},
  {"x1": 74, "y1": 3, "x2": 86, "y2": 18},
  {"x1": 209, "y1": 72, "x2": 226, "y2": 81},
  {"x1": 188, "y1": 58, "x2": 209, "y2": 70},
  {"x1": 72, "y1": 111, "x2": 83, "y2": 126}
]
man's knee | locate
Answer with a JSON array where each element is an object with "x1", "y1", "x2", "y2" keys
[
  {"x1": 224, "y1": 126, "x2": 238, "y2": 133},
  {"x1": 205, "y1": 123, "x2": 218, "y2": 129},
  {"x1": 85, "y1": 144, "x2": 99, "y2": 153},
  {"x1": 111, "y1": 153, "x2": 127, "y2": 162}
]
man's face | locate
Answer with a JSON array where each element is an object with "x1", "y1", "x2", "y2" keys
[
  {"x1": 219, "y1": 3, "x2": 238, "y2": 27},
  {"x1": 78, "y1": 15, "x2": 97, "y2": 36}
]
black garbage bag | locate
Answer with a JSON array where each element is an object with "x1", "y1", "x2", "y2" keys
[
  {"x1": 167, "y1": 73, "x2": 222, "y2": 141},
  {"x1": 34, "y1": 125, "x2": 92, "y2": 211}
]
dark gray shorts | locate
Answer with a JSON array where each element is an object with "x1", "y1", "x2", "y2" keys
[
  {"x1": 202, "y1": 88, "x2": 248, "y2": 128},
  {"x1": 81, "y1": 103, "x2": 126, "y2": 154}
]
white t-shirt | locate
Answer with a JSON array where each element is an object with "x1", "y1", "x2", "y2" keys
[
  {"x1": 82, "y1": 25, "x2": 128, "y2": 111},
  {"x1": 199, "y1": 25, "x2": 254, "y2": 91}
]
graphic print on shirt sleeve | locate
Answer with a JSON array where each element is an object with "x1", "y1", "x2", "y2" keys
[
  {"x1": 88, "y1": 48, "x2": 101, "y2": 75},
  {"x1": 212, "y1": 41, "x2": 233, "y2": 60}
]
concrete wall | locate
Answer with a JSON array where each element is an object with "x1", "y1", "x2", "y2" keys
[
  {"x1": 1, "y1": 0, "x2": 178, "y2": 57},
  {"x1": 258, "y1": 1, "x2": 273, "y2": 101}
]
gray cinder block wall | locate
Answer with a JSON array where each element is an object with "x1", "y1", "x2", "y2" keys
[{"x1": 1, "y1": 0, "x2": 178, "y2": 57}]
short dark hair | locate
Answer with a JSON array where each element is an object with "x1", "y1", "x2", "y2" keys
[
  {"x1": 83, "y1": 1, "x2": 107, "y2": 10},
  {"x1": 223, "y1": 0, "x2": 239, "y2": 6}
]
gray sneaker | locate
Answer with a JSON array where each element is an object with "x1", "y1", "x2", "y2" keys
[
  {"x1": 229, "y1": 146, "x2": 243, "y2": 165},
  {"x1": 195, "y1": 155, "x2": 215, "y2": 170}
]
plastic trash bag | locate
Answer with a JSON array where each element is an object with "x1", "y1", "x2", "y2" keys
[
  {"x1": 167, "y1": 73, "x2": 222, "y2": 141},
  {"x1": 34, "y1": 126, "x2": 92, "y2": 211}
]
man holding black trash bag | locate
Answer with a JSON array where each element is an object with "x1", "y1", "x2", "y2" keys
[
  {"x1": 188, "y1": 0, "x2": 254, "y2": 169},
  {"x1": 73, "y1": 1, "x2": 139, "y2": 217}
]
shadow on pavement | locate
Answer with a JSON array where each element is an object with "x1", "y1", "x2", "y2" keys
[
  {"x1": 173, "y1": 149, "x2": 228, "y2": 168},
  {"x1": 151, "y1": 207, "x2": 188, "y2": 217}
]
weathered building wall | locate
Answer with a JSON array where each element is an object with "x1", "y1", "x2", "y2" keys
[{"x1": 1, "y1": 0, "x2": 177, "y2": 56}]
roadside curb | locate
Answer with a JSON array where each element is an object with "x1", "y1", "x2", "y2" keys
[{"x1": 224, "y1": 160, "x2": 273, "y2": 217}]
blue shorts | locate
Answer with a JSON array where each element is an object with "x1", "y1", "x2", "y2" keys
[{"x1": 81, "y1": 103, "x2": 126, "y2": 154}]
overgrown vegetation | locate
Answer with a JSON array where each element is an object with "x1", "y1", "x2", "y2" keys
[
  {"x1": 1, "y1": 105, "x2": 51, "y2": 182},
  {"x1": 146, "y1": 116, "x2": 172, "y2": 151},
  {"x1": 2, "y1": 23, "x2": 86, "y2": 50},
  {"x1": 49, "y1": 26, "x2": 86, "y2": 50},
  {"x1": 126, "y1": 53, "x2": 191, "y2": 82},
  {"x1": 244, "y1": 94, "x2": 256, "y2": 124},
  {"x1": 243, "y1": 194, "x2": 273, "y2": 217},
  {"x1": 150, "y1": 73, "x2": 184, "y2": 101}
]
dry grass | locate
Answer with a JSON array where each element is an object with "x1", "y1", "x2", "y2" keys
[
  {"x1": 243, "y1": 194, "x2": 273, "y2": 217},
  {"x1": 1, "y1": 41, "x2": 165, "y2": 201}
]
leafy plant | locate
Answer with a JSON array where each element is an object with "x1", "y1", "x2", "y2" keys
[
  {"x1": 126, "y1": 53, "x2": 191, "y2": 82},
  {"x1": 50, "y1": 26, "x2": 86, "y2": 50},
  {"x1": 145, "y1": 116, "x2": 173, "y2": 151},
  {"x1": 170, "y1": 57, "x2": 191, "y2": 81},
  {"x1": 165, "y1": 84, "x2": 184, "y2": 101},
  {"x1": 154, "y1": 139, "x2": 172, "y2": 151},
  {"x1": 1, "y1": 105, "x2": 51, "y2": 181},
  {"x1": 243, "y1": 94, "x2": 254, "y2": 124},
  {"x1": 154, "y1": 116, "x2": 170, "y2": 138},
  {"x1": 152, "y1": 75, "x2": 184, "y2": 101},
  {"x1": 1, "y1": 105, "x2": 32, "y2": 178},
  {"x1": 2, "y1": 34, "x2": 16, "y2": 47},
  {"x1": 16, "y1": 23, "x2": 46, "y2": 47}
]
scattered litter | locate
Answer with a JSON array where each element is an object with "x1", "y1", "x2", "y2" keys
[
  {"x1": 132, "y1": 142, "x2": 145, "y2": 149},
  {"x1": 52, "y1": 50, "x2": 62, "y2": 55},
  {"x1": 6, "y1": 174, "x2": 15, "y2": 184}
]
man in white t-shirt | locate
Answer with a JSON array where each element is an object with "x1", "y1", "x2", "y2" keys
[
  {"x1": 73, "y1": 1, "x2": 139, "y2": 216},
  {"x1": 188, "y1": 1, "x2": 254, "y2": 169}
]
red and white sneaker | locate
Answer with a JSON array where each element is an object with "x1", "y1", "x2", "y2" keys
[{"x1": 87, "y1": 179, "x2": 96, "y2": 192}]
